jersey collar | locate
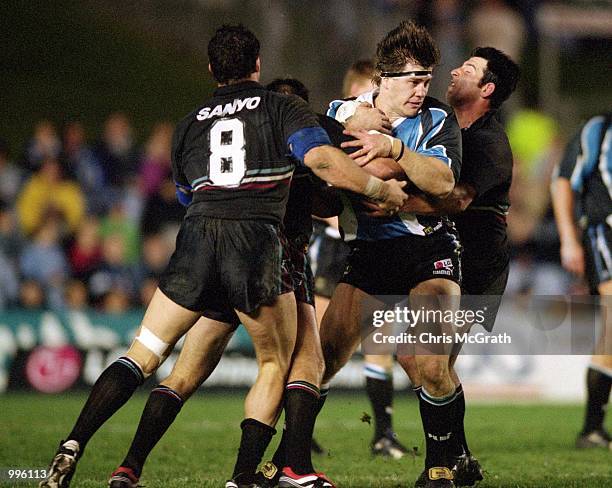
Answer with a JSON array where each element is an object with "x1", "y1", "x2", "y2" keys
[{"x1": 213, "y1": 80, "x2": 262, "y2": 96}]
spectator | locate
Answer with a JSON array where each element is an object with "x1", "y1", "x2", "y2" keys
[
  {"x1": 22, "y1": 120, "x2": 62, "y2": 173},
  {"x1": 138, "y1": 121, "x2": 173, "y2": 197},
  {"x1": 94, "y1": 112, "x2": 138, "y2": 189},
  {"x1": 69, "y1": 218, "x2": 102, "y2": 280},
  {"x1": 16, "y1": 157, "x2": 85, "y2": 237},
  {"x1": 0, "y1": 138, "x2": 24, "y2": 206},
  {"x1": 19, "y1": 214, "x2": 70, "y2": 309},
  {"x1": 61, "y1": 120, "x2": 108, "y2": 215},
  {"x1": 0, "y1": 250, "x2": 19, "y2": 310},
  {"x1": 0, "y1": 203, "x2": 23, "y2": 260},
  {"x1": 88, "y1": 232, "x2": 138, "y2": 308},
  {"x1": 64, "y1": 280, "x2": 89, "y2": 311},
  {"x1": 99, "y1": 203, "x2": 140, "y2": 265},
  {"x1": 19, "y1": 280, "x2": 45, "y2": 310}
]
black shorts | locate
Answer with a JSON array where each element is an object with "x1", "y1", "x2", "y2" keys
[
  {"x1": 461, "y1": 262, "x2": 509, "y2": 332},
  {"x1": 159, "y1": 216, "x2": 288, "y2": 318},
  {"x1": 584, "y1": 223, "x2": 612, "y2": 294},
  {"x1": 340, "y1": 230, "x2": 462, "y2": 296},
  {"x1": 286, "y1": 234, "x2": 315, "y2": 306},
  {"x1": 197, "y1": 233, "x2": 313, "y2": 327}
]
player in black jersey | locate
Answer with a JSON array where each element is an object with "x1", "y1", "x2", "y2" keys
[
  {"x1": 552, "y1": 113, "x2": 612, "y2": 450},
  {"x1": 384, "y1": 47, "x2": 519, "y2": 487},
  {"x1": 97, "y1": 79, "x2": 346, "y2": 488},
  {"x1": 39, "y1": 25, "x2": 407, "y2": 488}
]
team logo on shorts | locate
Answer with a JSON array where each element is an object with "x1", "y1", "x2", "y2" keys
[{"x1": 433, "y1": 258, "x2": 453, "y2": 275}]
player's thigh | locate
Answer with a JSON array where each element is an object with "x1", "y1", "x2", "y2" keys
[
  {"x1": 164, "y1": 316, "x2": 236, "y2": 397},
  {"x1": 236, "y1": 292, "x2": 297, "y2": 368},
  {"x1": 127, "y1": 288, "x2": 200, "y2": 372},
  {"x1": 320, "y1": 283, "x2": 370, "y2": 378},
  {"x1": 411, "y1": 277, "x2": 461, "y2": 297}
]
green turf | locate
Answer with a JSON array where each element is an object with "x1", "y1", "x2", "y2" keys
[{"x1": 0, "y1": 392, "x2": 611, "y2": 487}]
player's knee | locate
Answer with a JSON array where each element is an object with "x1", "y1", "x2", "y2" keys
[
  {"x1": 126, "y1": 327, "x2": 172, "y2": 377},
  {"x1": 419, "y1": 358, "x2": 449, "y2": 388},
  {"x1": 162, "y1": 374, "x2": 200, "y2": 399}
]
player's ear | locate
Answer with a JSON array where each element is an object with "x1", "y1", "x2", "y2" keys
[
  {"x1": 255, "y1": 57, "x2": 261, "y2": 74},
  {"x1": 208, "y1": 63, "x2": 213, "y2": 74},
  {"x1": 481, "y1": 82, "x2": 495, "y2": 99}
]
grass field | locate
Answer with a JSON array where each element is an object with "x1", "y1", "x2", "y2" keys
[{"x1": 1, "y1": 392, "x2": 611, "y2": 487}]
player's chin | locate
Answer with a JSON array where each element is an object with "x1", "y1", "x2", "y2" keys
[{"x1": 402, "y1": 103, "x2": 422, "y2": 117}]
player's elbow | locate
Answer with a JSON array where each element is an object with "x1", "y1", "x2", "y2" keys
[
  {"x1": 303, "y1": 145, "x2": 331, "y2": 170},
  {"x1": 429, "y1": 171, "x2": 455, "y2": 199}
]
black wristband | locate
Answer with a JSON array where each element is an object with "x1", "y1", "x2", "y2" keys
[{"x1": 394, "y1": 142, "x2": 405, "y2": 161}]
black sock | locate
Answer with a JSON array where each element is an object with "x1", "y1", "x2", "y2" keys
[
  {"x1": 451, "y1": 384, "x2": 469, "y2": 457},
  {"x1": 418, "y1": 387, "x2": 458, "y2": 469},
  {"x1": 364, "y1": 366, "x2": 393, "y2": 439},
  {"x1": 121, "y1": 385, "x2": 183, "y2": 477},
  {"x1": 68, "y1": 357, "x2": 144, "y2": 449},
  {"x1": 412, "y1": 384, "x2": 422, "y2": 398},
  {"x1": 232, "y1": 418, "x2": 276, "y2": 481},
  {"x1": 582, "y1": 367, "x2": 612, "y2": 434},
  {"x1": 271, "y1": 422, "x2": 288, "y2": 469},
  {"x1": 272, "y1": 383, "x2": 329, "y2": 469},
  {"x1": 284, "y1": 381, "x2": 320, "y2": 475},
  {"x1": 317, "y1": 383, "x2": 330, "y2": 415}
]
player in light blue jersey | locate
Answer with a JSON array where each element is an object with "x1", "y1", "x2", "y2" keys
[{"x1": 315, "y1": 21, "x2": 463, "y2": 488}]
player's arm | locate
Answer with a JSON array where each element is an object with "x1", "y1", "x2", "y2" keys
[
  {"x1": 551, "y1": 177, "x2": 584, "y2": 276},
  {"x1": 341, "y1": 129, "x2": 455, "y2": 198},
  {"x1": 364, "y1": 183, "x2": 475, "y2": 217},
  {"x1": 171, "y1": 121, "x2": 193, "y2": 207},
  {"x1": 287, "y1": 127, "x2": 407, "y2": 211},
  {"x1": 551, "y1": 131, "x2": 587, "y2": 276}
]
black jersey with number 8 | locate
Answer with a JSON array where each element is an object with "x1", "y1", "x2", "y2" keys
[{"x1": 171, "y1": 81, "x2": 321, "y2": 223}]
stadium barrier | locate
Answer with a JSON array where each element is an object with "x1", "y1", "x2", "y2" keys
[{"x1": 0, "y1": 308, "x2": 592, "y2": 401}]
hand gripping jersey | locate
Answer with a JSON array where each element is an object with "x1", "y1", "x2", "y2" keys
[
  {"x1": 328, "y1": 92, "x2": 462, "y2": 241},
  {"x1": 171, "y1": 81, "x2": 328, "y2": 224}
]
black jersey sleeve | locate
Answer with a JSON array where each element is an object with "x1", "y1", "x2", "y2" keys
[
  {"x1": 279, "y1": 94, "x2": 322, "y2": 144},
  {"x1": 557, "y1": 131, "x2": 581, "y2": 180},
  {"x1": 461, "y1": 140, "x2": 512, "y2": 198},
  {"x1": 418, "y1": 109, "x2": 462, "y2": 182},
  {"x1": 171, "y1": 117, "x2": 191, "y2": 188}
]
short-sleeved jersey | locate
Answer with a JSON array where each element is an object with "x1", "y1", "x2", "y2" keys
[
  {"x1": 328, "y1": 92, "x2": 462, "y2": 241},
  {"x1": 453, "y1": 110, "x2": 513, "y2": 274},
  {"x1": 557, "y1": 113, "x2": 612, "y2": 226},
  {"x1": 172, "y1": 81, "x2": 320, "y2": 223},
  {"x1": 283, "y1": 114, "x2": 351, "y2": 240}
]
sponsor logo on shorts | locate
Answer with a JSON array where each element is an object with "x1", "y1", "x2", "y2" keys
[{"x1": 433, "y1": 258, "x2": 453, "y2": 276}]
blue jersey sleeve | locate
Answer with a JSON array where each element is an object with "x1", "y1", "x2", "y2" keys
[{"x1": 288, "y1": 126, "x2": 332, "y2": 164}]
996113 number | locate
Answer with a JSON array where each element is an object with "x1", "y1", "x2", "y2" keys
[{"x1": 1, "y1": 468, "x2": 48, "y2": 481}]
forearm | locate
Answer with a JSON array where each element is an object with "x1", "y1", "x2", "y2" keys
[
  {"x1": 363, "y1": 157, "x2": 405, "y2": 180},
  {"x1": 396, "y1": 149, "x2": 454, "y2": 198},
  {"x1": 401, "y1": 183, "x2": 473, "y2": 215},
  {"x1": 305, "y1": 145, "x2": 377, "y2": 197},
  {"x1": 551, "y1": 178, "x2": 581, "y2": 245}
]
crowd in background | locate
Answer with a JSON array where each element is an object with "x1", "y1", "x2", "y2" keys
[
  {"x1": 0, "y1": 103, "x2": 585, "y2": 315},
  {"x1": 0, "y1": 113, "x2": 183, "y2": 313}
]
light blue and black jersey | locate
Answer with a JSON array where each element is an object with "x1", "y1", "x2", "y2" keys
[
  {"x1": 557, "y1": 113, "x2": 612, "y2": 227},
  {"x1": 327, "y1": 92, "x2": 462, "y2": 241}
]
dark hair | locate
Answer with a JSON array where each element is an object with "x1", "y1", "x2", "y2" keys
[
  {"x1": 471, "y1": 47, "x2": 520, "y2": 108},
  {"x1": 266, "y1": 78, "x2": 309, "y2": 102},
  {"x1": 208, "y1": 24, "x2": 260, "y2": 84},
  {"x1": 375, "y1": 21, "x2": 440, "y2": 85}
]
